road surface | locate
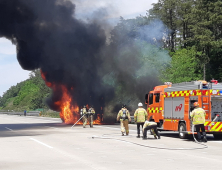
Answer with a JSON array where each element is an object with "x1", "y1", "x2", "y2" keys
[{"x1": 0, "y1": 114, "x2": 222, "y2": 170}]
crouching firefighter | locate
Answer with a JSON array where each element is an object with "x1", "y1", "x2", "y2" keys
[
  {"x1": 142, "y1": 120, "x2": 160, "y2": 140},
  {"x1": 190, "y1": 102, "x2": 207, "y2": 142},
  {"x1": 88, "y1": 106, "x2": 95, "y2": 128},
  {"x1": 82, "y1": 106, "x2": 88, "y2": 128},
  {"x1": 117, "y1": 105, "x2": 131, "y2": 136}
]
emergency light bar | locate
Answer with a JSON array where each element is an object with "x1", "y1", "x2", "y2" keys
[{"x1": 211, "y1": 79, "x2": 218, "y2": 84}]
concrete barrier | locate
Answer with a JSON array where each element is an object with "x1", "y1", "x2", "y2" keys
[{"x1": 0, "y1": 111, "x2": 40, "y2": 116}]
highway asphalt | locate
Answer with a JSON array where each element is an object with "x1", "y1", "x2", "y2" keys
[{"x1": 0, "y1": 114, "x2": 222, "y2": 170}]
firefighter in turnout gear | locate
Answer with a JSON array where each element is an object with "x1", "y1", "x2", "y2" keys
[
  {"x1": 190, "y1": 102, "x2": 207, "y2": 142},
  {"x1": 88, "y1": 106, "x2": 95, "y2": 128},
  {"x1": 134, "y1": 102, "x2": 148, "y2": 138},
  {"x1": 143, "y1": 120, "x2": 160, "y2": 140},
  {"x1": 82, "y1": 106, "x2": 88, "y2": 128},
  {"x1": 117, "y1": 105, "x2": 131, "y2": 136}
]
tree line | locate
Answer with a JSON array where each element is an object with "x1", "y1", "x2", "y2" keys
[
  {"x1": 0, "y1": 70, "x2": 51, "y2": 111},
  {"x1": 149, "y1": 0, "x2": 222, "y2": 82}
]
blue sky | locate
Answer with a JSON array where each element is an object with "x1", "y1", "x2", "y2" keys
[{"x1": 0, "y1": 0, "x2": 157, "y2": 96}]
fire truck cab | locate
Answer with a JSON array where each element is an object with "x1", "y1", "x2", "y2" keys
[{"x1": 145, "y1": 80, "x2": 222, "y2": 139}]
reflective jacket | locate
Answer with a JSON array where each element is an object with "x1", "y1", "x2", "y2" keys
[
  {"x1": 89, "y1": 108, "x2": 95, "y2": 115},
  {"x1": 143, "y1": 121, "x2": 157, "y2": 130},
  {"x1": 134, "y1": 108, "x2": 147, "y2": 123},
  {"x1": 117, "y1": 108, "x2": 131, "y2": 121},
  {"x1": 190, "y1": 107, "x2": 206, "y2": 125},
  {"x1": 82, "y1": 108, "x2": 87, "y2": 115}
]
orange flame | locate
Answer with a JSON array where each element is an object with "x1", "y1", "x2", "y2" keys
[
  {"x1": 40, "y1": 69, "x2": 102, "y2": 125},
  {"x1": 40, "y1": 70, "x2": 52, "y2": 87},
  {"x1": 54, "y1": 85, "x2": 80, "y2": 124}
]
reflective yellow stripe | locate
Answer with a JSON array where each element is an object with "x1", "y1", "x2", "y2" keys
[
  {"x1": 204, "y1": 122, "x2": 209, "y2": 126},
  {"x1": 210, "y1": 122, "x2": 220, "y2": 131},
  {"x1": 215, "y1": 124, "x2": 222, "y2": 132}
]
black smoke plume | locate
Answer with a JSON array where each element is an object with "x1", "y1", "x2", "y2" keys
[{"x1": 0, "y1": 0, "x2": 170, "y2": 122}]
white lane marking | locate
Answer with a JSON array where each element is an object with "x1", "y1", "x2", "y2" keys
[
  {"x1": 5, "y1": 127, "x2": 13, "y2": 131},
  {"x1": 30, "y1": 138, "x2": 53, "y2": 149}
]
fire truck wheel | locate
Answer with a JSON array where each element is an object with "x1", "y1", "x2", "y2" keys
[
  {"x1": 213, "y1": 134, "x2": 222, "y2": 140},
  {"x1": 179, "y1": 122, "x2": 187, "y2": 139}
]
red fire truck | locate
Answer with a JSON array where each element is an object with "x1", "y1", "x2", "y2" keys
[{"x1": 145, "y1": 80, "x2": 222, "y2": 139}]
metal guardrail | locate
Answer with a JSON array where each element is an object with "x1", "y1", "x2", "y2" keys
[{"x1": 0, "y1": 111, "x2": 41, "y2": 116}]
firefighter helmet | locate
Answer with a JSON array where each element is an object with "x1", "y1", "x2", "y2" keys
[
  {"x1": 193, "y1": 102, "x2": 199, "y2": 107},
  {"x1": 138, "y1": 102, "x2": 143, "y2": 107}
]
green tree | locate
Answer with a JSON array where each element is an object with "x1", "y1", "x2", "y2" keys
[
  {"x1": 188, "y1": 0, "x2": 222, "y2": 80},
  {"x1": 160, "y1": 47, "x2": 203, "y2": 83}
]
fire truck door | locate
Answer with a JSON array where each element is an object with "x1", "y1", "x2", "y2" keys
[
  {"x1": 211, "y1": 97, "x2": 222, "y2": 122},
  {"x1": 172, "y1": 97, "x2": 184, "y2": 130},
  {"x1": 164, "y1": 97, "x2": 174, "y2": 130}
]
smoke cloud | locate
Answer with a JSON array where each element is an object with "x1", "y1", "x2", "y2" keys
[{"x1": 0, "y1": 0, "x2": 170, "y2": 122}]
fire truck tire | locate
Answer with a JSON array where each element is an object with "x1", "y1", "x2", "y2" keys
[
  {"x1": 178, "y1": 122, "x2": 187, "y2": 139},
  {"x1": 213, "y1": 134, "x2": 222, "y2": 140}
]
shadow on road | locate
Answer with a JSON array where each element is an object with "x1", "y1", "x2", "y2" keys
[
  {"x1": 0, "y1": 123, "x2": 68, "y2": 138},
  {"x1": 158, "y1": 131, "x2": 222, "y2": 142}
]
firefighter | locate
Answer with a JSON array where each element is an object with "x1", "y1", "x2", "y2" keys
[
  {"x1": 82, "y1": 105, "x2": 88, "y2": 128},
  {"x1": 117, "y1": 105, "x2": 131, "y2": 136},
  {"x1": 142, "y1": 120, "x2": 160, "y2": 140},
  {"x1": 134, "y1": 102, "x2": 148, "y2": 138},
  {"x1": 190, "y1": 102, "x2": 207, "y2": 142},
  {"x1": 88, "y1": 106, "x2": 95, "y2": 128}
]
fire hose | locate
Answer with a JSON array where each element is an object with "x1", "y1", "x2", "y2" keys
[
  {"x1": 71, "y1": 112, "x2": 94, "y2": 128},
  {"x1": 71, "y1": 115, "x2": 85, "y2": 128},
  {"x1": 91, "y1": 126, "x2": 208, "y2": 150}
]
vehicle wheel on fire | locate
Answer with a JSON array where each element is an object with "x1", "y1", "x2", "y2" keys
[
  {"x1": 213, "y1": 133, "x2": 222, "y2": 140},
  {"x1": 179, "y1": 122, "x2": 187, "y2": 139}
]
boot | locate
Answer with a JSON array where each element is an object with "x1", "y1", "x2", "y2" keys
[
  {"x1": 137, "y1": 134, "x2": 140, "y2": 138},
  {"x1": 158, "y1": 135, "x2": 161, "y2": 139},
  {"x1": 202, "y1": 132, "x2": 207, "y2": 143},
  {"x1": 197, "y1": 132, "x2": 202, "y2": 142},
  {"x1": 142, "y1": 136, "x2": 147, "y2": 140},
  {"x1": 154, "y1": 135, "x2": 157, "y2": 139},
  {"x1": 122, "y1": 132, "x2": 124, "y2": 136}
]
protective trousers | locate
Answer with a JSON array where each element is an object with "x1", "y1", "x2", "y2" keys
[
  {"x1": 82, "y1": 115, "x2": 88, "y2": 128},
  {"x1": 143, "y1": 125, "x2": 160, "y2": 138},
  {"x1": 120, "y1": 119, "x2": 129, "y2": 135},
  {"x1": 195, "y1": 124, "x2": 206, "y2": 140},
  {"x1": 88, "y1": 115, "x2": 94, "y2": 127},
  {"x1": 137, "y1": 122, "x2": 144, "y2": 135}
]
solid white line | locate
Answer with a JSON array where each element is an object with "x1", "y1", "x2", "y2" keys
[
  {"x1": 5, "y1": 127, "x2": 13, "y2": 131},
  {"x1": 30, "y1": 138, "x2": 53, "y2": 149}
]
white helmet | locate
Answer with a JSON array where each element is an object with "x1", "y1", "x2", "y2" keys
[{"x1": 138, "y1": 102, "x2": 143, "y2": 107}]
